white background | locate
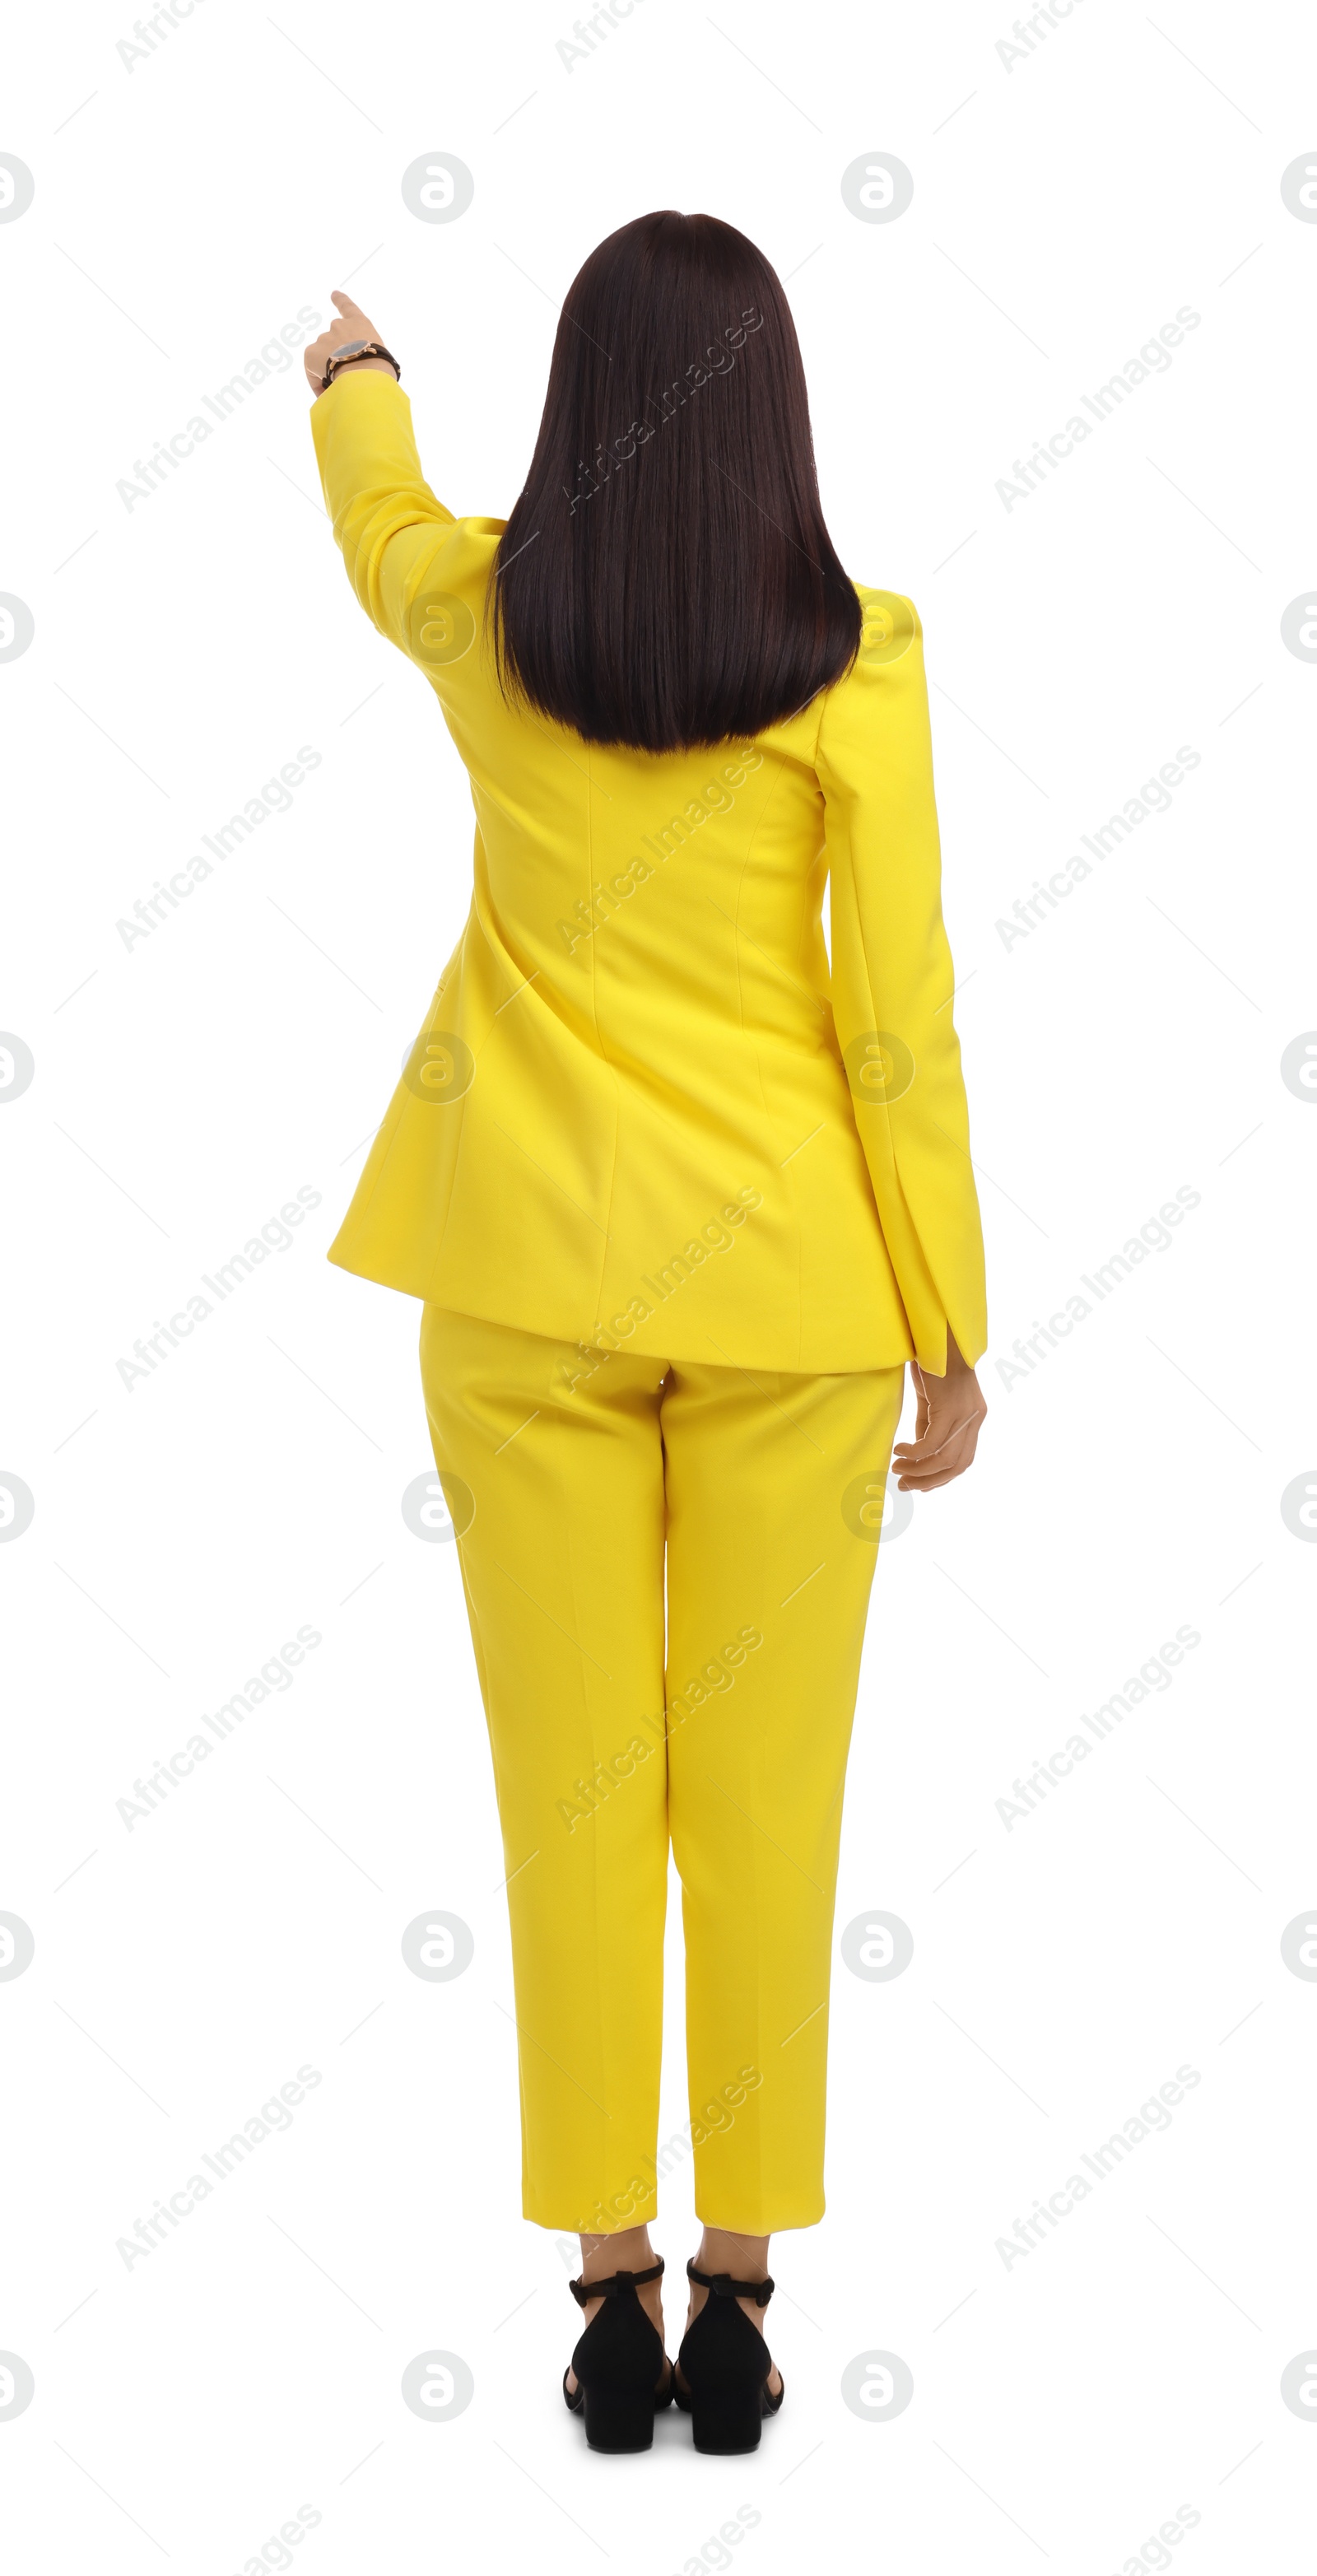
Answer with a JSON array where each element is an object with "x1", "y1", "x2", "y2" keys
[{"x1": 3, "y1": 1, "x2": 1316, "y2": 2568}]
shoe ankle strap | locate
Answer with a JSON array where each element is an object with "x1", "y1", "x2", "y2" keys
[
  {"x1": 686, "y1": 2258, "x2": 775, "y2": 2307},
  {"x1": 569, "y1": 2257, "x2": 664, "y2": 2308}
]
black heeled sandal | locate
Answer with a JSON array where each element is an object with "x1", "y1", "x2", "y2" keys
[
  {"x1": 674, "y1": 2258, "x2": 785, "y2": 2453},
  {"x1": 562, "y1": 2257, "x2": 674, "y2": 2452}
]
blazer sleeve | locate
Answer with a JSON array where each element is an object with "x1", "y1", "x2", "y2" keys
[
  {"x1": 308, "y1": 369, "x2": 486, "y2": 664},
  {"x1": 816, "y1": 595, "x2": 987, "y2": 1372}
]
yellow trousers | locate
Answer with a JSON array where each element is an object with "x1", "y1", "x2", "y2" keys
[{"x1": 420, "y1": 1306, "x2": 905, "y2": 2235}]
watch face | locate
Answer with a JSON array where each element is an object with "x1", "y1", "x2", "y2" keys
[{"x1": 333, "y1": 339, "x2": 369, "y2": 358}]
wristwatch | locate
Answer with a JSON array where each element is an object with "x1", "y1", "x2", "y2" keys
[{"x1": 320, "y1": 338, "x2": 402, "y2": 390}]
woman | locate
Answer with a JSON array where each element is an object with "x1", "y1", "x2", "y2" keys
[{"x1": 305, "y1": 211, "x2": 987, "y2": 2456}]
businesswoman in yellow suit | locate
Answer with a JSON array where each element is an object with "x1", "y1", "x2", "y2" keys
[{"x1": 305, "y1": 211, "x2": 987, "y2": 2455}]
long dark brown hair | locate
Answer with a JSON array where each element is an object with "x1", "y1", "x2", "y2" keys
[{"x1": 490, "y1": 211, "x2": 861, "y2": 753}]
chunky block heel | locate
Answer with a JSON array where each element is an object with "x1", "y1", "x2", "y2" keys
[
  {"x1": 674, "y1": 2260, "x2": 784, "y2": 2454},
  {"x1": 581, "y1": 2378, "x2": 661, "y2": 2452},
  {"x1": 562, "y1": 2257, "x2": 673, "y2": 2452},
  {"x1": 689, "y1": 2383, "x2": 768, "y2": 2454}
]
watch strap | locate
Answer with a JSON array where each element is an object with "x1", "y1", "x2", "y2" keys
[{"x1": 321, "y1": 339, "x2": 402, "y2": 389}]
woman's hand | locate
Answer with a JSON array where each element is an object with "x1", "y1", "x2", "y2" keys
[
  {"x1": 305, "y1": 291, "x2": 394, "y2": 397},
  {"x1": 891, "y1": 1331, "x2": 987, "y2": 1492}
]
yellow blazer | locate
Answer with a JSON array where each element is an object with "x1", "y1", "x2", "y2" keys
[{"x1": 311, "y1": 371, "x2": 986, "y2": 1374}]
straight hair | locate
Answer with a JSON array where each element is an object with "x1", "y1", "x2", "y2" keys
[{"x1": 490, "y1": 211, "x2": 862, "y2": 753}]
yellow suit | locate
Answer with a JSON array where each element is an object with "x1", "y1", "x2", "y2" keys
[
  {"x1": 311, "y1": 371, "x2": 985, "y2": 1377},
  {"x1": 311, "y1": 369, "x2": 986, "y2": 2234}
]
